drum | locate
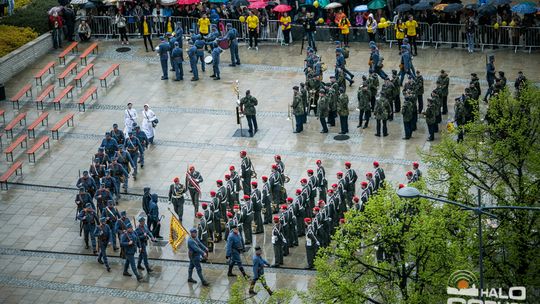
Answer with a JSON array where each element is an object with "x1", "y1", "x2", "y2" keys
[
  {"x1": 204, "y1": 56, "x2": 213, "y2": 64},
  {"x1": 218, "y1": 39, "x2": 231, "y2": 50}
]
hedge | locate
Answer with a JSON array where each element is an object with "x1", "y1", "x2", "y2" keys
[
  {"x1": 0, "y1": 25, "x2": 38, "y2": 57},
  {"x1": 0, "y1": 0, "x2": 58, "y2": 34},
  {"x1": 15, "y1": 0, "x2": 33, "y2": 10}
]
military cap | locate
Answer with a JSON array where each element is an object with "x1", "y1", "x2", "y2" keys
[
  {"x1": 251, "y1": 181, "x2": 258, "y2": 187},
  {"x1": 273, "y1": 215, "x2": 279, "y2": 222},
  {"x1": 243, "y1": 195, "x2": 250, "y2": 200},
  {"x1": 286, "y1": 197, "x2": 293, "y2": 202},
  {"x1": 304, "y1": 217, "x2": 312, "y2": 223},
  {"x1": 293, "y1": 86, "x2": 299, "y2": 90},
  {"x1": 210, "y1": 191, "x2": 216, "y2": 197},
  {"x1": 196, "y1": 212, "x2": 203, "y2": 218},
  {"x1": 255, "y1": 245, "x2": 262, "y2": 251},
  {"x1": 79, "y1": 187, "x2": 85, "y2": 191},
  {"x1": 373, "y1": 161, "x2": 380, "y2": 167},
  {"x1": 202, "y1": 202, "x2": 208, "y2": 208},
  {"x1": 151, "y1": 193, "x2": 158, "y2": 201},
  {"x1": 296, "y1": 189, "x2": 302, "y2": 194},
  {"x1": 138, "y1": 216, "x2": 145, "y2": 222},
  {"x1": 126, "y1": 222, "x2": 133, "y2": 229},
  {"x1": 190, "y1": 228, "x2": 197, "y2": 233},
  {"x1": 113, "y1": 123, "x2": 118, "y2": 128}
]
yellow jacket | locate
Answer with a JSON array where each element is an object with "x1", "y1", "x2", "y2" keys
[
  {"x1": 395, "y1": 23, "x2": 405, "y2": 39},
  {"x1": 280, "y1": 16, "x2": 291, "y2": 30}
]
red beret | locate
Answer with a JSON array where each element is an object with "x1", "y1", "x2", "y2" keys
[
  {"x1": 337, "y1": 171, "x2": 343, "y2": 176},
  {"x1": 261, "y1": 176, "x2": 268, "y2": 181},
  {"x1": 296, "y1": 189, "x2": 302, "y2": 194},
  {"x1": 304, "y1": 217, "x2": 312, "y2": 223},
  {"x1": 406, "y1": 171, "x2": 413, "y2": 176},
  {"x1": 316, "y1": 160, "x2": 321, "y2": 165},
  {"x1": 233, "y1": 205, "x2": 240, "y2": 209},
  {"x1": 286, "y1": 197, "x2": 293, "y2": 202},
  {"x1": 251, "y1": 181, "x2": 258, "y2": 187},
  {"x1": 353, "y1": 196, "x2": 359, "y2": 202},
  {"x1": 272, "y1": 164, "x2": 278, "y2": 169},
  {"x1": 210, "y1": 191, "x2": 216, "y2": 197},
  {"x1": 339, "y1": 218, "x2": 345, "y2": 224},
  {"x1": 345, "y1": 162, "x2": 351, "y2": 167},
  {"x1": 373, "y1": 161, "x2": 379, "y2": 167},
  {"x1": 202, "y1": 202, "x2": 208, "y2": 207},
  {"x1": 227, "y1": 211, "x2": 233, "y2": 217},
  {"x1": 240, "y1": 150, "x2": 247, "y2": 156},
  {"x1": 243, "y1": 195, "x2": 250, "y2": 200},
  {"x1": 327, "y1": 189, "x2": 334, "y2": 194},
  {"x1": 229, "y1": 165, "x2": 235, "y2": 171},
  {"x1": 361, "y1": 181, "x2": 368, "y2": 187},
  {"x1": 366, "y1": 172, "x2": 373, "y2": 177},
  {"x1": 225, "y1": 174, "x2": 231, "y2": 179},
  {"x1": 398, "y1": 183, "x2": 405, "y2": 189},
  {"x1": 273, "y1": 215, "x2": 279, "y2": 222},
  {"x1": 274, "y1": 155, "x2": 281, "y2": 160},
  {"x1": 318, "y1": 200, "x2": 325, "y2": 204},
  {"x1": 307, "y1": 169, "x2": 314, "y2": 174},
  {"x1": 413, "y1": 162, "x2": 419, "y2": 168},
  {"x1": 332, "y1": 183, "x2": 338, "y2": 188},
  {"x1": 173, "y1": 177, "x2": 180, "y2": 183},
  {"x1": 281, "y1": 204, "x2": 288, "y2": 210},
  {"x1": 196, "y1": 212, "x2": 203, "y2": 218},
  {"x1": 318, "y1": 200, "x2": 325, "y2": 206},
  {"x1": 301, "y1": 178, "x2": 308, "y2": 183},
  {"x1": 313, "y1": 207, "x2": 320, "y2": 212},
  {"x1": 216, "y1": 179, "x2": 223, "y2": 185}
]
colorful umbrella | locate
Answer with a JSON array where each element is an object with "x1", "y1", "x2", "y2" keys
[
  {"x1": 413, "y1": 1, "x2": 432, "y2": 10},
  {"x1": 248, "y1": 1, "x2": 267, "y2": 9},
  {"x1": 354, "y1": 4, "x2": 368, "y2": 12},
  {"x1": 478, "y1": 4, "x2": 497, "y2": 15},
  {"x1": 177, "y1": 0, "x2": 200, "y2": 5},
  {"x1": 273, "y1": 4, "x2": 292, "y2": 12},
  {"x1": 511, "y1": 3, "x2": 537, "y2": 14},
  {"x1": 443, "y1": 3, "x2": 463, "y2": 13},
  {"x1": 325, "y1": 2, "x2": 342, "y2": 9},
  {"x1": 367, "y1": 0, "x2": 386, "y2": 10},
  {"x1": 434, "y1": 3, "x2": 448, "y2": 11},
  {"x1": 395, "y1": 3, "x2": 412, "y2": 12}
]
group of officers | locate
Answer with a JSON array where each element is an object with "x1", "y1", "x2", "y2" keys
[{"x1": 155, "y1": 22, "x2": 241, "y2": 82}]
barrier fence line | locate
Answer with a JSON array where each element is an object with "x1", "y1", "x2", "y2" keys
[{"x1": 86, "y1": 16, "x2": 539, "y2": 52}]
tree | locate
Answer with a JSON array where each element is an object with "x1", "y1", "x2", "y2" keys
[
  {"x1": 423, "y1": 85, "x2": 540, "y2": 294},
  {"x1": 308, "y1": 185, "x2": 476, "y2": 304}
]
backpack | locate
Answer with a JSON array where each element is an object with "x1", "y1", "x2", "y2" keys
[
  {"x1": 342, "y1": 47, "x2": 349, "y2": 59},
  {"x1": 377, "y1": 54, "x2": 384, "y2": 68}
]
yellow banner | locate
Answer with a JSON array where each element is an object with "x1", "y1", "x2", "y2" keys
[{"x1": 169, "y1": 213, "x2": 188, "y2": 252}]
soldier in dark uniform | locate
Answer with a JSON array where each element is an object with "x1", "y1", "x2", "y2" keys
[
  {"x1": 102, "y1": 170, "x2": 118, "y2": 203},
  {"x1": 261, "y1": 176, "x2": 273, "y2": 224},
  {"x1": 240, "y1": 90, "x2": 259, "y2": 136},
  {"x1": 271, "y1": 215, "x2": 285, "y2": 267},
  {"x1": 367, "y1": 73, "x2": 379, "y2": 111},
  {"x1": 216, "y1": 179, "x2": 227, "y2": 220},
  {"x1": 269, "y1": 165, "x2": 282, "y2": 212},
  {"x1": 240, "y1": 151, "x2": 252, "y2": 196},
  {"x1": 357, "y1": 84, "x2": 371, "y2": 129},
  {"x1": 360, "y1": 181, "x2": 370, "y2": 209},
  {"x1": 374, "y1": 96, "x2": 389, "y2": 137},
  {"x1": 318, "y1": 89, "x2": 329, "y2": 133},
  {"x1": 201, "y1": 203, "x2": 214, "y2": 245},
  {"x1": 77, "y1": 203, "x2": 98, "y2": 254},
  {"x1": 77, "y1": 171, "x2": 96, "y2": 198},
  {"x1": 135, "y1": 216, "x2": 155, "y2": 272},
  {"x1": 241, "y1": 195, "x2": 254, "y2": 245},
  {"x1": 316, "y1": 160, "x2": 327, "y2": 203},
  {"x1": 209, "y1": 191, "x2": 222, "y2": 242},
  {"x1": 344, "y1": 162, "x2": 357, "y2": 207},
  {"x1": 307, "y1": 170, "x2": 317, "y2": 214},
  {"x1": 293, "y1": 190, "x2": 306, "y2": 237},
  {"x1": 142, "y1": 187, "x2": 151, "y2": 216},
  {"x1": 484, "y1": 55, "x2": 495, "y2": 102},
  {"x1": 514, "y1": 71, "x2": 527, "y2": 98},
  {"x1": 425, "y1": 98, "x2": 437, "y2": 141},
  {"x1": 109, "y1": 158, "x2": 128, "y2": 194},
  {"x1": 415, "y1": 70, "x2": 424, "y2": 113},
  {"x1": 168, "y1": 177, "x2": 186, "y2": 221},
  {"x1": 351, "y1": 196, "x2": 362, "y2": 211},
  {"x1": 225, "y1": 174, "x2": 236, "y2": 211},
  {"x1": 402, "y1": 93, "x2": 415, "y2": 140},
  {"x1": 366, "y1": 172, "x2": 378, "y2": 194},
  {"x1": 102, "y1": 200, "x2": 120, "y2": 251},
  {"x1": 111, "y1": 123, "x2": 125, "y2": 145},
  {"x1": 89, "y1": 159, "x2": 104, "y2": 189},
  {"x1": 300, "y1": 83, "x2": 308, "y2": 123},
  {"x1": 304, "y1": 217, "x2": 319, "y2": 269},
  {"x1": 381, "y1": 78, "x2": 395, "y2": 121},
  {"x1": 75, "y1": 187, "x2": 94, "y2": 216},
  {"x1": 312, "y1": 206, "x2": 328, "y2": 247},
  {"x1": 101, "y1": 132, "x2": 118, "y2": 159},
  {"x1": 94, "y1": 147, "x2": 109, "y2": 166},
  {"x1": 470, "y1": 73, "x2": 481, "y2": 100},
  {"x1": 125, "y1": 132, "x2": 142, "y2": 178},
  {"x1": 94, "y1": 217, "x2": 112, "y2": 272},
  {"x1": 292, "y1": 86, "x2": 305, "y2": 133},
  {"x1": 233, "y1": 205, "x2": 245, "y2": 246},
  {"x1": 224, "y1": 211, "x2": 236, "y2": 241},
  {"x1": 120, "y1": 223, "x2": 142, "y2": 281},
  {"x1": 373, "y1": 161, "x2": 386, "y2": 189},
  {"x1": 436, "y1": 70, "x2": 450, "y2": 114},
  {"x1": 337, "y1": 88, "x2": 349, "y2": 134},
  {"x1": 186, "y1": 165, "x2": 203, "y2": 214},
  {"x1": 95, "y1": 184, "x2": 112, "y2": 216},
  {"x1": 251, "y1": 182, "x2": 264, "y2": 234},
  {"x1": 195, "y1": 212, "x2": 209, "y2": 252},
  {"x1": 230, "y1": 165, "x2": 241, "y2": 201},
  {"x1": 391, "y1": 70, "x2": 400, "y2": 114},
  {"x1": 412, "y1": 162, "x2": 422, "y2": 181},
  {"x1": 327, "y1": 77, "x2": 338, "y2": 127}
]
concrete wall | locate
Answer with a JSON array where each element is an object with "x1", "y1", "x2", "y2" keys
[{"x1": 0, "y1": 33, "x2": 53, "y2": 85}]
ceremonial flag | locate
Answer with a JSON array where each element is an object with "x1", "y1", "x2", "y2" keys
[{"x1": 169, "y1": 212, "x2": 188, "y2": 252}]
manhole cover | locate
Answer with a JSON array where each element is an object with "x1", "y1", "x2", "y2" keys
[
  {"x1": 116, "y1": 47, "x2": 131, "y2": 53},
  {"x1": 334, "y1": 135, "x2": 350, "y2": 141}
]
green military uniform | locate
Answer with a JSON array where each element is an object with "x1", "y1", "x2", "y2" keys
[
  {"x1": 373, "y1": 97, "x2": 389, "y2": 136},
  {"x1": 425, "y1": 99, "x2": 437, "y2": 141},
  {"x1": 292, "y1": 90, "x2": 305, "y2": 133},
  {"x1": 436, "y1": 71, "x2": 449, "y2": 114},
  {"x1": 337, "y1": 91, "x2": 349, "y2": 134},
  {"x1": 240, "y1": 94, "x2": 258, "y2": 134},
  {"x1": 381, "y1": 80, "x2": 395, "y2": 120},
  {"x1": 391, "y1": 73, "x2": 401, "y2": 114},
  {"x1": 300, "y1": 84, "x2": 308, "y2": 123},
  {"x1": 357, "y1": 86, "x2": 371, "y2": 128},
  {"x1": 327, "y1": 82, "x2": 338, "y2": 126},
  {"x1": 318, "y1": 91, "x2": 329, "y2": 133},
  {"x1": 414, "y1": 74, "x2": 424, "y2": 113},
  {"x1": 367, "y1": 74, "x2": 379, "y2": 110},
  {"x1": 336, "y1": 69, "x2": 346, "y2": 93},
  {"x1": 306, "y1": 74, "x2": 321, "y2": 115},
  {"x1": 401, "y1": 97, "x2": 415, "y2": 139}
]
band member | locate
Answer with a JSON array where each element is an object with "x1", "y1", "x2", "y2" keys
[
  {"x1": 261, "y1": 176, "x2": 273, "y2": 224},
  {"x1": 230, "y1": 166, "x2": 241, "y2": 202},
  {"x1": 271, "y1": 215, "x2": 286, "y2": 267},
  {"x1": 344, "y1": 162, "x2": 358, "y2": 208},
  {"x1": 240, "y1": 151, "x2": 253, "y2": 196},
  {"x1": 251, "y1": 182, "x2": 264, "y2": 234},
  {"x1": 210, "y1": 191, "x2": 222, "y2": 242},
  {"x1": 202, "y1": 203, "x2": 214, "y2": 245},
  {"x1": 316, "y1": 160, "x2": 327, "y2": 202},
  {"x1": 186, "y1": 165, "x2": 203, "y2": 214},
  {"x1": 168, "y1": 177, "x2": 186, "y2": 221},
  {"x1": 216, "y1": 179, "x2": 227, "y2": 220}
]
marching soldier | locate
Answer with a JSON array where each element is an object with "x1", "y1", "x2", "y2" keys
[
  {"x1": 226, "y1": 225, "x2": 248, "y2": 278},
  {"x1": 202, "y1": 203, "x2": 214, "y2": 245},
  {"x1": 186, "y1": 165, "x2": 203, "y2": 214},
  {"x1": 357, "y1": 84, "x2": 371, "y2": 129},
  {"x1": 317, "y1": 89, "x2": 329, "y2": 133},
  {"x1": 95, "y1": 217, "x2": 112, "y2": 272},
  {"x1": 312, "y1": 206, "x2": 328, "y2": 248},
  {"x1": 94, "y1": 147, "x2": 110, "y2": 166},
  {"x1": 240, "y1": 151, "x2": 253, "y2": 196},
  {"x1": 168, "y1": 177, "x2": 186, "y2": 221},
  {"x1": 230, "y1": 166, "x2": 241, "y2": 202},
  {"x1": 271, "y1": 215, "x2": 285, "y2": 267},
  {"x1": 187, "y1": 228, "x2": 210, "y2": 286},
  {"x1": 89, "y1": 159, "x2": 104, "y2": 189},
  {"x1": 373, "y1": 161, "x2": 386, "y2": 189},
  {"x1": 241, "y1": 195, "x2": 254, "y2": 245},
  {"x1": 115, "y1": 145, "x2": 135, "y2": 181},
  {"x1": 233, "y1": 205, "x2": 245, "y2": 246},
  {"x1": 209, "y1": 191, "x2": 222, "y2": 242},
  {"x1": 148, "y1": 194, "x2": 162, "y2": 239},
  {"x1": 470, "y1": 73, "x2": 481, "y2": 100},
  {"x1": 133, "y1": 125, "x2": 148, "y2": 167},
  {"x1": 195, "y1": 212, "x2": 209, "y2": 251},
  {"x1": 102, "y1": 200, "x2": 120, "y2": 251},
  {"x1": 249, "y1": 246, "x2": 273, "y2": 296},
  {"x1": 115, "y1": 211, "x2": 131, "y2": 253},
  {"x1": 120, "y1": 223, "x2": 143, "y2": 281},
  {"x1": 101, "y1": 132, "x2": 119, "y2": 159},
  {"x1": 216, "y1": 179, "x2": 227, "y2": 220},
  {"x1": 95, "y1": 184, "x2": 112, "y2": 216},
  {"x1": 78, "y1": 203, "x2": 98, "y2": 254},
  {"x1": 344, "y1": 162, "x2": 357, "y2": 208},
  {"x1": 261, "y1": 176, "x2": 273, "y2": 224},
  {"x1": 76, "y1": 187, "x2": 94, "y2": 216},
  {"x1": 76, "y1": 171, "x2": 96, "y2": 198},
  {"x1": 135, "y1": 216, "x2": 155, "y2": 273},
  {"x1": 224, "y1": 211, "x2": 236, "y2": 241},
  {"x1": 304, "y1": 218, "x2": 319, "y2": 269},
  {"x1": 251, "y1": 182, "x2": 264, "y2": 234},
  {"x1": 111, "y1": 123, "x2": 125, "y2": 146},
  {"x1": 142, "y1": 187, "x2": 151, "y2": 216},
  {"x1": 274, "y1": 155, "x2": 285, "y2": 183},
  {"x1": 125, "y1": 132, "x2": 142, "y2": 178},
  {"x1": 325, "y1": 194, "x2": 338, "y2": 235},
  {"x1": 279, "y1": 206, "x2": 291, "y2": 255},
  {"x1": 109, "y1": 158, "x2": 128, "y2": 194},
  {"x1": 316, "y1": 160, "x2": 327, "y2": 202},
  {"x1": 300, "y1": 177, "x2": 311, "y2": 216}
]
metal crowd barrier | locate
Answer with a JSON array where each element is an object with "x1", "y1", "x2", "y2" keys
[{"x1": 87, "y1": 16, "x2": 538, "y2": 52}]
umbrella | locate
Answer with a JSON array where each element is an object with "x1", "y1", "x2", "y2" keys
[
  {"x1": 511, "y1": 3, "x2": 537, "y2": 14},
  {"x1": 367, "y1": 0, "x2": 386, "y2": 10},
  {"x1": 83, "y1": 1, "x2": 97, "y2": 9},
  {"x1": 413, "y1": 1, "x2": 432, "y2": 10},
  {"x1": 433, "y1": 3, "x2": 448, "y2": 11},
  {"x1": 273, "y1": 4, "x2": 292, "y2": 12},
  {"x1": 232, "y1": 0, "x2": 249, "y2": 6},
  {"x1": 248, "y1": 1, "x2": 267, "y2": 9},
  {"x1": 478, "y1": 4, "x2": 497, "y2": 15},
  {"x1": 395, "y1": 3, "x2": 412, "y2": 12},
  {"x1": 161, "y1": 0, "x2": 178, "y2": 5},
  {"x1": 354, "y1": 4, "x2": 368, "y2": 12},
  {"x1": 209, "y1": 0, "x2": 227, "y2": 2},
  {"x1": 177, "y1": 0, "x2": 200, "y2": 5},
  {"x1": 266, "y1": 1, "x2": 279, "y2": 6},
  {"x1": 58, "y1": 0, "x2": 70, "y2": 5},
  {"x1": 489, "y1": 0, "x2": 511, "y2": 6},
  {"x1": 443, "y1": 3, "x2": 463, "y2": 13},
  {"x1": 70, "y1": 0, "x2": 88, "y2": 4},
  {"x1": 48, "y1": 6, "x2": 64, "y2": 14},
  {"x1": 464, "y1": 3, "x2": 478, "y2": 10},
  {"x1": 325, "y1": 2, "x2": 342, "y2": 9}
]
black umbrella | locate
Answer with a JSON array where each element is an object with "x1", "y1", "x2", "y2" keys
[
  {"x1": 232, "y1": 0, "x2": 249, "y2": 7},
  {"x1": 443, "y1": 3, "x2": 463, "y2": 13},
  {"x1": 413, "y1": 1, "x2": 432, "y2": 10},
  {"x1": 395, "y1": 3, "x2": 412, "y2": 12},
  {"x1": 478, "y1": 4, "x2": 497, "y2": 15},
  {"x1": 58, "y1": 0, "x2": 69, "y2": 5},
  {"x1": 489, "y1": 0, "x2": 511, "y2": 6},
  {"x1": 464, "y1": 3, "x2": 478, "y2": 10}
]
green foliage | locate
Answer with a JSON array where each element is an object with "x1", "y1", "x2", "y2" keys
[
  {"x1": 0, "y1": 0, "x2": 58, "y2": 34},
  {"x1": 308, "y1": 185, "x2": 476, "y2": 304},
  {"x1": 423, "y1": 85, "x2": 540, "y2": 294},
  {"x1": 229, "y1": 276, "x2": 250, "y2": 304},
  {"x1": 228, "y1": 275, "x2": 295, "y2": 304},
  {"x1": 15, "y1": 0, "x2": 33, "y2": 10},
  {"x1": 0, "y1": 25, "x2": 38, "y2": 57}
]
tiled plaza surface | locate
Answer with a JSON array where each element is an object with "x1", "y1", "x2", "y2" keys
[{"x1": 0, "y1": 38, "x2": 538, "y2": 303}]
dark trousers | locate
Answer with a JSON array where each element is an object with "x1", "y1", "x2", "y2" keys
[
  {"x1": 148, "y1": 219, "x2": 160, "y2": 237},
  {"x1": 403, "y1": 120, "x2": 413, "y2": 138},
  {"x1": 138, "y1": 245, "x2": 150, "y2": 268},
  {"x1": 408, "y1": 35, "x2": 418, "y2": 55},
  {"x1": 320, "y1": 116, "x2": 328, "y2": 132},
  {"x1": 119, "y1": 27, "x2": 128, "y2": 42},
  {"x1": 359, "y1": 110, "x2": 370, "y2": 127},
  {"x1": 143, "y1": 35, "x2": 153, "y2": 51},
  {"x1": 327, "y1": 111, "x2": 336, "y2": 126},
  {"x1": 160, "y1": 58, "x2": 168, "y2": 79},
  {"x1": 124, "y1": 254, "x2": 140, "y2": 277},
  {"x1": 427, "y1": 123, "x2": 436, "y2": 140},
  {"x1": 173, "y1": 60, "x2": 183, "y2": 80},
  {"x1": 249, "y1": 29, "x2": 258, "y2": 47},
  {"x1": 394, "y1": 95, "x2": 401, "y2": 113},
  {"x1": 246, "y1": 115, "x2": 258, "y2": 133},
  {"x1": 273, "y1": 241, "x2": 284, "y2": 265},
  {"x1": 294, "y1": 115, "x2": 303, "y2": 132},
  {"x1": 417, "y1": 94, "x2": 423, "y2": 113},
  {"x1": 283, "y1": 29, "x2": 291, "y2": 44},
  {"x1": 189, "y1": 257, "x2": 205, "y2": 281},
  {"x1": 171, "y1": 197, "x2": 184, "y2": 221},
  {"x1": 376, "y1": 119, "x2": 387, "y2": 136},
  {"x1": 98, "y1": 241, "x2": 109, "y2": 267},
  {"x1": 339, "y1": 115, "x2": 348, "y2": 133},
  {"x1": 189, "y1": 189, "x2": 200, "y2": 213},
  {"x1": 441, "y1": 95, "x2": 448, "y2": 114}
]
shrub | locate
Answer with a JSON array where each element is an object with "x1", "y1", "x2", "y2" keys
[
  {"x1": 0, "y1": 25, "x2": 38, "y2": 57},
  {"x1": 15, "y1": 0, "x2": 33, "y2": 10},
  {"x1": 0, "y1": 0, "x2": 58, "y2": 34}
]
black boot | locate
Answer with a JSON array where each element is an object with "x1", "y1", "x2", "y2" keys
[{"x1": 227, "y1": 264, "x2": 236, "y2": 277}]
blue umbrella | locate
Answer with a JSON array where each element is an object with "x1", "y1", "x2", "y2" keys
[
  {"x1": 489, "y1": 0, "x2": 511, "y2": 6},
  {"x1": 511, "y1": 3, "x2": 537, "y2": 14},
  {"x1": 412, "y1": 1, "x2": 432, "y2": 10},
  {"x1": 478, "y1": 4, "x2": 497, "y2": 15},
  {"x1": 395, "y1": 3, "x2": 412, "y2": 12},
  {"x1": 354, "y1": 4, "x2": 369, "y2": 12},
  {"x1": 464, "y1": 3, "x2": 478, "y2": 10},
  {"x1": 443, "y1": 3, "x2": 463, "y2": 13}
]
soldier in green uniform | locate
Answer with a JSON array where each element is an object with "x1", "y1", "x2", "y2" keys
[
  {"x1": 415, "y1": 70, "x2": 424, "y2": 113},
  {"x1": 292, "y1": 86, "x2": 305, "y2": 133},
  {"x1": 367, "y1": 73, "x2": 379, "y2": 111},
  {"x1": 402, "y1": 93, "x2": 415, "y2": 140},
  {"x1": 306, "y1": 73, "x2": 321, "y2": 115},
  {"x1": 336, "y1": 68, "x2": 346, "y2": 93},
  {"x1": 374, "y1": 96, "x2": 389, "y2": 137},
  {"x1": 424, "y1": 98, "x2": 437, "y2": 141},
  {"x1": 240, "y1": 90, "x2": 258, "y2": 136},
  {"x1": 357, "y1": 84, "x2": 371, "y2": 129},
  {"x1": 381, "y1": 78, "x2": 395, "y2": 121},
  {"x1": 300, "y1": 83, "x2": 308, "y2": 123},
  {"x1": 391, "y1": 70, "x2": 401, "y2": 114},
  {"x1": 337, "y1": 88, "x2": 349, "y2": 134},
  {"x1": 327, "y1": 78, "x2": 338, "y2": 127},
  {"x1": 317, "y1": 89, "x2": 329, "y2": 133},
  {"x1": 431, "y1": 88, "x2": 443, "y2": 132},
  {"x1": 436, "y1": 70, "x2": 450, "y2": 114},
  {"x1": 470, "y1": 73, "x2": 481, "y2": 100}
]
